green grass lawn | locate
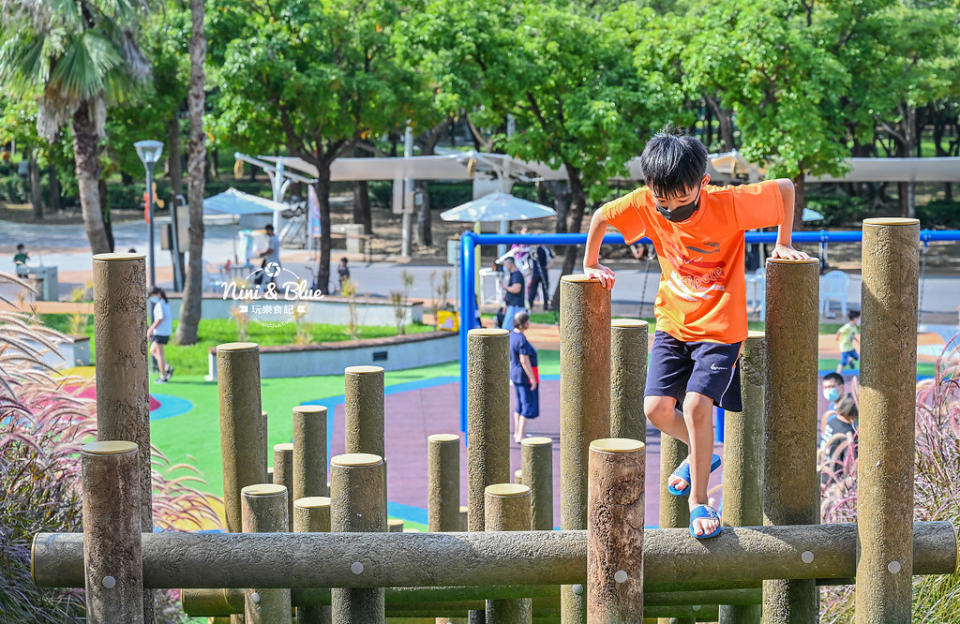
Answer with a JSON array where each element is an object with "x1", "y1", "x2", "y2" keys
[{"x1": 41, "y1": 314, "x2": 434, "y2": 376}]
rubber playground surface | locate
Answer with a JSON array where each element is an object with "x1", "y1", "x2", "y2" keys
[{"x1": 65, "y1": 326, "x2": 951, "y2": 532}]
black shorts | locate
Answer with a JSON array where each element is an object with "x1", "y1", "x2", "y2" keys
[
  {"x1": 645, "y1": 331, "x2": 743, "y2": 411},
  {"x1": 152, "y1": 334, "x2": 170, "y2": 345}
]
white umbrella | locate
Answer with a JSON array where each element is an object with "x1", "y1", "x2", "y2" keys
[
  {"x1": 802, "y1": 208, "x2": 824, "y2": 222},
  {"x1": 440, "y1": 192, "x2": 556, "y2": 222}
]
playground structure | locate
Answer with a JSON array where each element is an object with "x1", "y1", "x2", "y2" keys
[{"x1": 29, "y1": 218, "x2": 960, "y2": 623}]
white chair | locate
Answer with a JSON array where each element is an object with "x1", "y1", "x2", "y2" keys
[
  {"x1": 479, "y1": 268, "x2": 504, "y2": 305},
  {"x1": 202, "y1": 262, "x2": 228, "y2": 293},
  {"x1": 819, "y1": 271, "x2": 849, "y2": 318},
  {"x1": 745, "y1": 267, "x2": 766, "y2": 319}
]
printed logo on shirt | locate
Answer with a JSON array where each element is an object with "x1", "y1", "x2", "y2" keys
[{"x1": 709, "y1": 363, "x2": 728, "y2": 371}]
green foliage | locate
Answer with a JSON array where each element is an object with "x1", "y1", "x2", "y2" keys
[
  {"x1": 805, "y1": 193, "x2": 871, "y2": 227},
  {"x1": 916, "y1": 199, "x2": 960, "y2": 228}
]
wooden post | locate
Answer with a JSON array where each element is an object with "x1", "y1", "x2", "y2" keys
[
  {"x1": 330, "y1": 453, "x2": 387, "y2": 624},
  {"x1": 610, "y1": 320, "x2": 648, "y2": 442},
  {"x1": 92, "y1": 252, "x2": 153, "y2": 624},
  {"x1": 242, "y1": 484, "x2": 291, "y2": 623},
  {"x1": 588, "y1": 439, "x2": 645, "y2": 624},
  {"x1": 560, "y1": 275, "x2": 611, "y2": 624},
  {"x1": 485, "y1": 484, "x2": 533, "y2": 624},
  {"x1": 762, "y1": 258, "x2": 820, "y2": 624},
  {"x1": 428, "y1": 434, "x2": 461, "y2": 532},
  {"x1": 521, "y1": 437, "x2": 554, "y2": 531},
  {"x1": 344, "y1": 365, "x2": 385, "y2": 457},
  {"x1": 293, "y1": 405, "x2": 329, "y2": 499},
  {"x1": 273, "y1": 442, "x2": 294, "y2": 530},
  {"x1": 81, "y1": 441, "x2": 143, "y2": 624},
  {"x1": 294, "y1": 497, "x2": 332, "y2": 624},
  {"x1": 856, "y1": 218, "x2": 920, "y2": 623},
  {"x1": 719, "y1": 331, "x2": 765, "y2": 624},
  {"x1": 217, "y1": 342, "x2": 267, "y2": 533}
]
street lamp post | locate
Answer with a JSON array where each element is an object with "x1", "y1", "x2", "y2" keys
[{"x1": 134, "y1": 140, "x2": 164, "y2": 287}]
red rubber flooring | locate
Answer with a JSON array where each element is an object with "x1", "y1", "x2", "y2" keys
[{"x1": 329, "y1": 379, "x2": 725, "y2": 528}]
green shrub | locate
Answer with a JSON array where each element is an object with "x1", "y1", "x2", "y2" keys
[
  {"x1": 804, "y1": 193, "x2": 870, "y2": 227},
  {"x1": 916, "y1": 199, "x2": 960, "y2": 228},
  {"x1": 0, "y1": 174, "x2": 27, "y2": 202}
]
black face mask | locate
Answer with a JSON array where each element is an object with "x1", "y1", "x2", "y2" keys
[{"x1": 655, "y1": 186, "x2": 701, "y2": 223}]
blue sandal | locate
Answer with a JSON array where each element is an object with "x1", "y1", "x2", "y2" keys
[
  {"x1": 667, "y1": 453, "x2": 722, "y2": 496},
  {"x1": 689, "y1": 504, "x2": 722, "y2": 539}
]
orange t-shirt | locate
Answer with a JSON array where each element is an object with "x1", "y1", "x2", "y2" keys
[{"x1": 601, "y1": 180, "x2": 785, "y2": 344}]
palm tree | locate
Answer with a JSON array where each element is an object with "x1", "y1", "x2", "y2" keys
[{"x1": 0, "y1": 1, "x2": 152, "y2": 254}]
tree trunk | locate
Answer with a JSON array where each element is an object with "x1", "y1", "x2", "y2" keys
[
  {"x1": 792, "y1": 171, "x2": 806, "y2": 233},
  {"x1": 315, "y1": 172, "x2": 333, "y2": 295},
  {"x1": 47, "y1": 161, "x2": 61, "y2": 213},
  {"x1": 903, "y1": 104, "x2": 917, "y2": 218},
  {"x1": 72, "y1": 100, "x2": 111, "y2": 254},
  {"x1": 175, "y1": 0, "x2": 207, "y2": 346},
  {"x1": 168, "y1": 116, "x2": 183, "y2": 199},
  {"x1": 416, "y1": 180, "x2": 432, "y2": 247},
  {"x1": 549, "y1": 165, "x2": 586, "y2": 310},
  {"x1": 28, "y1": 150, "x2": 43, "y2": 220},
  {"x1": 351, "y1": 144, "x2": 372, "y2": 235},
  {"x1": 705, "y1": 94, "x2": 735, "y2": 151},
  {"x1": 99, "y1": 177, "x2": 114, "y2": 252}
]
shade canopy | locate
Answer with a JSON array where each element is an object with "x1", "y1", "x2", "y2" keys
[
  {"x1": 440, "y1": 192, "x2": 556, "y2": 223},
  {"x1": 203, "y1": 188, "x2": 287, "y2": 216}
]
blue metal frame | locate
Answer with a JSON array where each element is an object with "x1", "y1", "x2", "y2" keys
[{"x1": 458, "y1": 229, "x2": 960, "y2": 433}]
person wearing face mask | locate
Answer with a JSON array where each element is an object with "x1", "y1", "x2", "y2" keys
[
  {"x1": 147, "y1": 286, "x2": 174, "y2": 383},
  {"x1": 581, "y1": 131, "x2": 808, "y2": 541}
]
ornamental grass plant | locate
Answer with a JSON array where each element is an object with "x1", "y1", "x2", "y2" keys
[
  {"x1": 819, "y1": 335, "x2": 960, "y2": 622},
  {"x1": 0, "y1": 273, "x2": 223, "y2": 622}
]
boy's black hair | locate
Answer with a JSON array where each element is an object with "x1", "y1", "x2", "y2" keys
[
  {"x1": 848, "y1": 309, "x2": 861, "y2": 321},
  {"x1": 341, "y1": 257, "x2": 349, "y2": 263},
  {"x1": 16, "y1": 243, "x2": 24, "y2": 250},
  {"x1": 823, "y1": 372, "x2": 844, "y2": 386},
  {"x1": 265, "y1": 224, "x2": 274, "y2": 232},
  {"x1": 639, "y1": 132, "x2": 709, "y2": 199}
]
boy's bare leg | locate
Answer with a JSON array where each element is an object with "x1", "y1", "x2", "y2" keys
[
  {"x1": 644, "y1": 395, "x2": 695, "y2": 492},
  {"x1": 513, "y1": 412, "x2": 521, "y2": 443},
  {"x1": 516, "y1": 415, "x2": 526, "y2": 440},
  {"x1": 683, "y1": 391, "x2": 719, "y2": 536}
]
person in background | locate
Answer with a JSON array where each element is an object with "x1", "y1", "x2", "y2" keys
[
  {"x1": 528, "y1": 239, "x2": 553, "y2": 311},
  {"x1": 13, "y1": 243, "x2": 29, "y2": 266},
  {"x1": 338, "y1": 257, "x2": 351, "y2": 293},
  {"x1": 820, "y1": 395, "x2": 858, "y2": 486},
  {"x1": 147, "y1": 286, "x2": 174, "y2": 383},
  {"x1": 501, "y1": 256, "x2": 526, "y2": 331},
  {"x1": 257, "y1": 223, "x2": 281, "y2": 287},
  {"x1": 835, "y1": 309, "x2": 861, "y2": 374},
  {"x1": 510, "y1": 310, "x2": 539, "y2": 443}
]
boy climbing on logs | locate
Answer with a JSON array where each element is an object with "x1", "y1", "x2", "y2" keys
[{"x1": 582, "y1": 132, "x2": 808, "y2": 539}]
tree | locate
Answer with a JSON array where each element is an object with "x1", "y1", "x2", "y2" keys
[
  {"x1": 680, "y1": 0, "x2": 852, "y2": 230},
  {"x1": 213, "y1": 0, "x2": 417, "y2": 294},
  {"x1": 0, "y1": 0, "x2": 153, "y2": 254},
  {"x1": 409, "y1": 1, "x2": 673, "y2": 307},
  {"x1": 175, "y1": 0, "x2": 207, "y2": 345}
]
